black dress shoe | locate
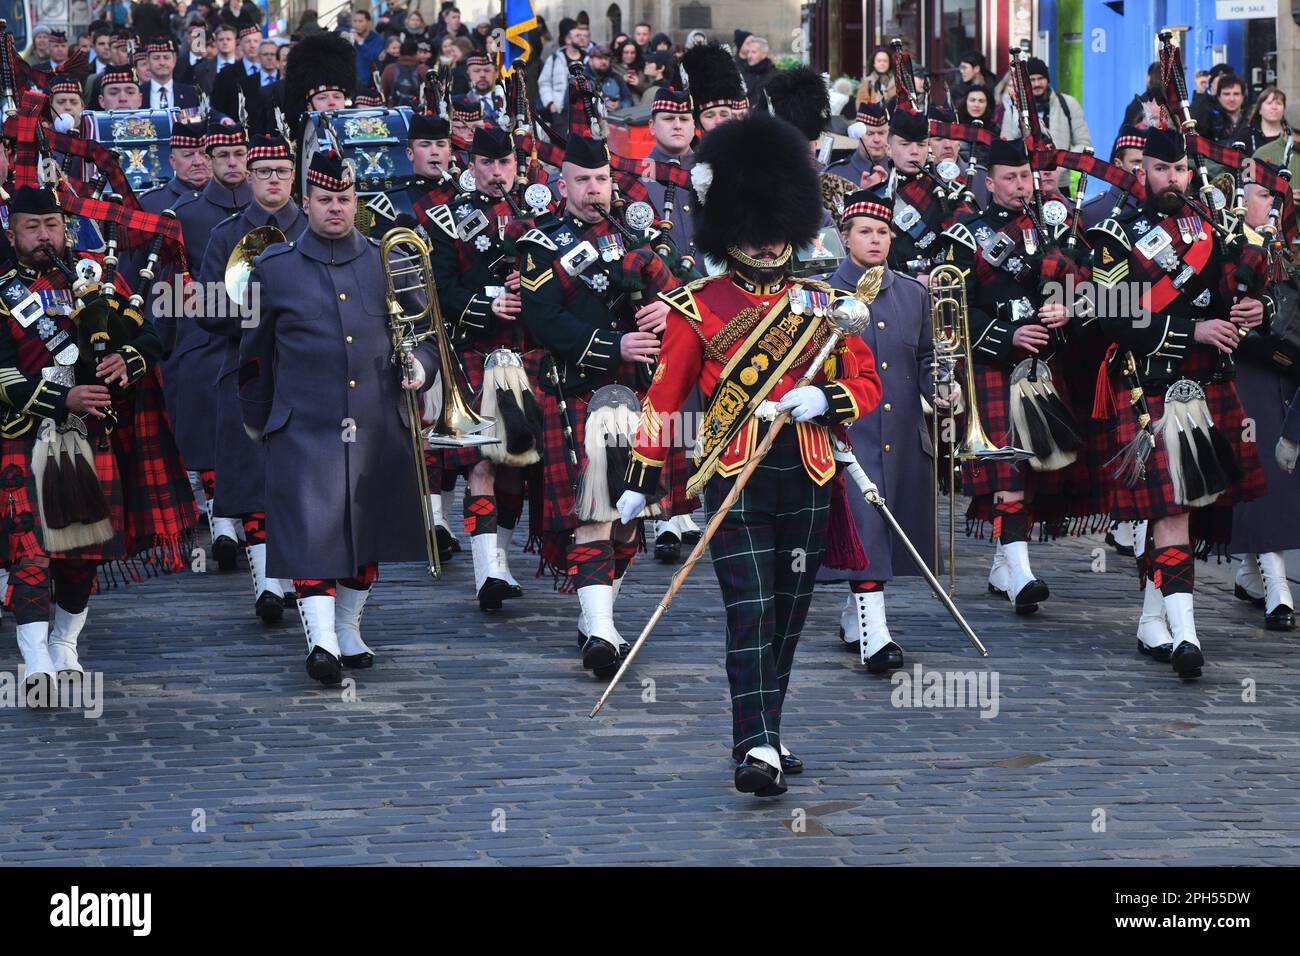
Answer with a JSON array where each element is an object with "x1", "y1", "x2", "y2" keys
[
  {"x1": 1234, "y1": 584, "x2": 1266, "y2": 609},
  {"x1": 1104, "y1": 532, "x2": 1135, "y2": 558},
  {"x1": 581, "y1": 635, "x2": 619, "y2": 672},
  {"x1": 1013, "y1": 579, "x2": 1049, "y2": 611},
  {"x1": 680, "y1": 528, "x2": 702, "y2": 546},
  {"x1": 779, "y1": 752, "x2": 803, "y2": 775},
  {"x1": 435, "y1": 526, "x2": 456, "y2": 563},
  {"x1": 592, "y1": 641, "x2": 630, "y2": 679},
  {"x1": 341, "y1": 652, "x2": 375, "y2": 669},
  {"x1": 306, "y1": 647, "x2": 343, "y2": 685},
  {"x1": 734, "y1": 756, "x2": 787, "y2": 796},
  {"x1": 502, "y1": 580, "x2": 523, "y2": 600},
  {"x1": 1265, "y1": 604, "x2": 1296, "y2": 631},
  {"x1": 213, "y1": 535, "x2": 239, "y2": 571},
  {"x1": 478, "y1": 577, "x2": 514, "y2": 611},
  {"x1": 1137, "y1": 640, "x2": 1173, "y2": 663},
  {"x1": 255, "y1": 591, "x2": 284, "y2": 625},
  {"x1": 987, "y1": 582, "x2": 1010, "y2": 601},
  {"x1": 865, "y1": 641, "x2": 905, "y2": 674},
  {"x1": 654, "y1": 533, "x2": 681, "y2": 563},
  {"x1": 1171, "y1": 641, "x2": 1204, "y2": 680}
]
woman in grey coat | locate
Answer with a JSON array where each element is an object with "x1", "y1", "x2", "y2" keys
[{"x1": 818, "y1": 191, "x2": 950, "y2": 673}]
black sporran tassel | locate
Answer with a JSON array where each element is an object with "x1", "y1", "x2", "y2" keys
[
  {"x1": 1021, "y1": 393, "x2": 1055, "y2": 459},
  {"x1": 605, "y1": 439, "x2": 631, "y2": 509},
  {"x1": 41, "y1": 444, "x2": 69, "y2": 530},
  {"x1": 56, "y1": 448, "x2": 85, "y2": 524},
  {"x1": 494, "y1": 387, "x2": 535, "y2": 456},
  {"x1": 1188, "y1": 421, "x2": 1229, "y2": 497},
  {"x1": 520, "y1": 387, "x2": 545, "y2": 452},
  {"x1": 1037, "y1": 386, "x2": 1083, "y2": 452},
  {"x1": 1177, "y1": 425, "x2": 1208, "y2": 505},
  {"x1": 1205, "y1": 414, "x2": 1242, "y2": 484}
]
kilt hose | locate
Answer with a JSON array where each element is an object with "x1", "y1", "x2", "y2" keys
[
  {"x1": 703, "y1": 425, "x2": 830, "y2": 762},
  {"x1": 1106, "y1": 360, "x2": 1266, "y2": 549},
  {"x1": 962, "y1": 359, "x2": 1099, "y2": 532}
]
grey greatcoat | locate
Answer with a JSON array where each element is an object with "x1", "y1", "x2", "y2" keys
[
  {"x1": 1230, "y1": 338, "x2": 1300, "y2": 554},
  {"x1": 239, "y1": 226, "x2": 439, "y2": 580},
  {"x1": 817, "y1": 259, "x2": 936, "y2": 582},
  {"x1": 642, "y1": 145, "x2": 698, "y2": 263},
  {"x1": 165, "y1": 178, "x2": 254, "y2": 472},
  {"x1": 196, "y1": 199, "x2": 309, "y2": 516}
]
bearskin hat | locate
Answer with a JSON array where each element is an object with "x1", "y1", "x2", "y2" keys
[
  {"x1": 679, "y1": 42, "x2": 744, "y2": 118},
  {"x1": 763, "y1": 67, "x2": 830, "y2": 143},
  {"x1": 284, "y1": 32, "x2": 357, "y2": 136},
  {"x1": 691, "y1": 111, "x2": 822, "y2": 265}
]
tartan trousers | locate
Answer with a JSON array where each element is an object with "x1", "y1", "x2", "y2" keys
[{"x1": 704, "y1": 426, "x2": 830, "y2": 762}]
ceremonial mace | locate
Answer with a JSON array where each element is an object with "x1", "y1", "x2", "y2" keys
[{"x1": 590, "y1": 273, "x2": 878, "y2": 718}]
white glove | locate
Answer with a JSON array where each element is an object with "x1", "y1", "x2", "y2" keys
[
  {"x1": 616, "y1": 489, "x2": 646, "y2": 525},
  {"x1": 1277, "y1": 436, "x2": 1299, "y2": 474},
  {"x1": 401, "y1": 356, "x2": 426, "y2": 390},
  {"x1": 777, "y1": 386, "x2": 829, "y2": 422}
]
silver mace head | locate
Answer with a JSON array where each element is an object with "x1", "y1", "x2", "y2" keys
[{"x1": 830, "y1": 294, "x2": 872, "y2": 336}]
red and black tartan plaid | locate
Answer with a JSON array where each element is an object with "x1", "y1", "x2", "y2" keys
[
  {"x1": 1106, "y1": 349, "x2": 1265, "y2": 543},
  {"x1": 110, "y1": 370, "x2": 200, "y2": 571},
  {"x1": 930, "y1": 120, "x2": 994, "y2": 147},
  {"x1": 412, "y1": 181, "x2": 459, "y2": 226}
]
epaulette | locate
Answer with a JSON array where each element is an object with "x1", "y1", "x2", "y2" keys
[
  {"x1": 942, "y1": 221, "x2": 977, "y2": 252},
  {"x1": 893, "y1": 271, "x2": 927, "y2": 291},
  {"x1": 660, "y1": 284, "x2": 702, "y2": 326},
  {"x1": 425, "y1": 203, "x2": 456, "y2": 239},
  {"x1": 685, "y1": 273, "x2": 725, "y2": 292},
  {"x1": 252, "y1": 241, "x2": 295, "y2": 265},
  {"x1": 169, "y1": 190, "x2": 203, "y2": 212},
  {"x1": 1087, "y1": 217, "x2": 1131, "y2": 251},
  {"x1": 516, "y1": 227, "x2": 557, "y2": 251}
]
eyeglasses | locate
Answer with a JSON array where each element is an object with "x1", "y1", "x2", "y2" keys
[{"x1": 251, "y1": 167, "x2": 294, "y2": 180}]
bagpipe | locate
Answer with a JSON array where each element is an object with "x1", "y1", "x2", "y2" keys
[
  {"x1": 1096, "y1": 32, "x2": 1267, "y2": 501},
  {"x1": 888, "y1": 39, "x2": 974, "y2": 219}
]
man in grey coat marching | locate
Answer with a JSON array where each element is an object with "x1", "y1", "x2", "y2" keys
[
  {"x1": 239, "y1": 152, "x2": 439, "y2": 686},
  {"x1": 197, "y1": 133, "x2": 308, "y2": 627},
  {"x1": 818, "y1": 190, "x2": 956, "y2": 673}
]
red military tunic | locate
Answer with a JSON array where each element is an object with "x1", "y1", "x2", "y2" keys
[{"x1": 626, "y1": 272, "x2": 882, "y2": 494}]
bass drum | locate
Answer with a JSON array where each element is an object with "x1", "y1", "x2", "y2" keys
[
  {"x1": 81, "y1": 109, "x2": 177, "y2": 193},
  {"x1": 299, "y1": 107, "x2": 418, "y2": 236}
]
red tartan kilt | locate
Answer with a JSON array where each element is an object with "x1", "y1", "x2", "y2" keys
[
  {"x1": 962, "y1": 359, "x2": 1097, "y2": 526},
  {"x1": 440, "y1": 347, "x2": 547, "y2": 472},
  {"x1": 1108, "y1": 370, "x2": 1266, "y2": 528},
  {"x1": 0, "y1": 433, "x2": 125, "y2": 565},
  {"x1": 538, "y1": 384, "x2": 688, "y2": 533}
]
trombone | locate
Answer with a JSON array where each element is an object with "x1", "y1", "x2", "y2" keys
[
  {"x1": 379, "y1": 226, "x2": 499, "y2": 581},
  {"x1": 928, "y1": 264, "x2": 1032, "y2": 592}
]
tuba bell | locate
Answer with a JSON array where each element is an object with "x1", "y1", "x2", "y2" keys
[{"x1": 225, "y1": 225, "x2": 287, "y2": 308}]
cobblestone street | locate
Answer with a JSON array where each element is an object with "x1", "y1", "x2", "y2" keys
[{"x1": 2, "y1": 503, "x2": 1298, "y2": 866}]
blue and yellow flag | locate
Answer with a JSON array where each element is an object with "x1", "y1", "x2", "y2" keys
[{"x1": 501, "y1": 0, "x2": 538, "y2": 76}]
